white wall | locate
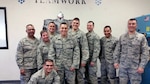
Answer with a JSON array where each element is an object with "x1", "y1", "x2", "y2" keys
[{"x1": 0, "y1": 0, "x2": 150, "y2": 80}]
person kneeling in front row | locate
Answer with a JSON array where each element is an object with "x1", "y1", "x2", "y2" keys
[{"x1": 28, "y1": 59, "x2": 60, "y2": 84}]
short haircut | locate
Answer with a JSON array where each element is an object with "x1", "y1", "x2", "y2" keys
[
  {"x1": 104, "y1": 25, "x2": 111, "y2": 31},
  {"x1": 26, "y1": 24, "x2": 34, "y2": 28},
  {"x1": 88, "y1": 21, "x2": 94, "y2": 26},
  {"x1": 60, "y1": 22, "x2": 68, "y2": 27},
  {"x1": 48, "y1": 21, "x2": 55, "y2": 25},
  {"x1": 43, "y1": 59, "x2": 53, "y2": 65},
  {"x1": 129, "y1": 18, "x2": 137, "y2": 22},
  {"x1": 73, "y1": 17, "x2": 80, "y2": 21},
  {"x1": 40, "y1": 30, "x2": 48, "y2": 37}
]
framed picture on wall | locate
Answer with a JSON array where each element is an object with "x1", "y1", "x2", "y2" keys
[{"x1": 0, "y1": 7, "x2": 8, "y2": 49}]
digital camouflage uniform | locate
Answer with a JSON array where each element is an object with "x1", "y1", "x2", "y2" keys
[
  {"x1": 48, "y1": 34, "x2": 80, "y2": 84},
  {"x1": 48, "y1": 32, "x2": 57, "y2": 41},
  {"x1": 68, "y1": 29, "x2": 89, "y2": 84},
  {"x1": 86, "y1": 31, "x2": 100, "y2": 84},
  {"x1": 16, "y1": 37, "x2": 39, "y2": 84},
  {"x1": 28, "y1": 69, "x2": 60, "y2": 84},
  {"x1": 113, "y1": 32, "x2": 149, "y2": 84},
  {"x1": 37, "y1": 41, "x2": 50, "y2": 70},
  {"x1": 100, "y1": 36, "x2": 118, "y2": 84}
]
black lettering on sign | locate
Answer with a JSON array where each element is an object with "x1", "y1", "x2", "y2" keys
[{"x1": 35, "y1": 0, "x2": 86, "y2": 4}]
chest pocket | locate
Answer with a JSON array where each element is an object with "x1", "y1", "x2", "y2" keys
[
  {"x1": 42, "y1": 46, "x2": 49, "y2": 55},
  {"x1": 37, "y1": 78, "x2": 45, "y2": 84},
  {"x1": 120, "y1": 39, "x2": 128, "y2": 53},
  {"x1": 88, "y1": 38, "x2": 94, "y2": 49},
  {"x1": 65, "y1": 41, "x2": 74, "y2": 53},
  {"x1": 46, "y1": 78, "x2": 54, "y2": 84},
  {"x1": 87, "y1": 36, "x2": 94, "y2": 44},
  {"x1": 132, "y1": 39, "x2": 141, "y2": 53},
  {"x1": 121, "y1": 39, "x2": 127, "y2": 45},
  {"x1": 23, "y1": 43, "x2": 33, "y2": 53},
  {"x1": 107, "y1": 41, "x2": 114, "y2": 48},
  {"x1": 54, "y1": 42, "x2": 63, "y2": 57}
]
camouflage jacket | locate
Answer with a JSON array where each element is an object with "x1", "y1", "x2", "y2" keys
[
  {"x1": 68, "y1": 29, "x2": 89, "y2": 64},
  {"x1": 48, "y1": 35, "x2": 80, "y2": 69},
  {"x1": 113, "y1": 32, "x2": 149, "y2": 69},
  {"x1": 28, "y1": 69, "x2": 60, "y2": 84},
  {"x1": 37, "y1": 41, "x2": 50, "y2": 69},
  {"x1": 86, "y1": 31, "x2": 100, "y2": 63},
  {"x1": 16, "y1": 37, "x2": 39, "y2": 69},
  {"x1": 100, "y1": 36, "x2": 118, "y2": 63}
]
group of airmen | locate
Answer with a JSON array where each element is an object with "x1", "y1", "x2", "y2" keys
[{"x1": 16, "y1": 17, "x2": 149, "y2": 84}]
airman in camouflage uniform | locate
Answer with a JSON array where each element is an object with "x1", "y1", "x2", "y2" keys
[
  {"x1": 85, "y1": 21, "x2": 100, "y2": 84},
  {"x1": 113, "y1": 19, "x2": 149, "y2": 84},
  {"x1": 68, "y1": 18, "x2": 89, "y2": 84},
  {"x1": 37, "y1": 30, "x2": 50, "y2": 70},
  {"x1": 47, "y1": 22, "x2": 57, "y2": 40},
  {"x1": 16, "y1": 24, "x2": 40, "y2": 84},
  {"x1": 100, "y1": 26, "x2": 118, "y2": 84},
  {"x1": 28, "y1": 59, "x2": 60, "y2": 84},
  {"x1": 48, "y1": 22, "x2": 80, "y2": 84}
]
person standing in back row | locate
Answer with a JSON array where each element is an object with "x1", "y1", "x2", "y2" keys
[
  {"x1": 16, "y1": 24, "x2": 40, "y2": 84},
  {"x1": 85, "y1": 21, "x2": 100, "y2": 84},
  {"x1": 68, "y1": 17, "x2": 89, "y2": 84},
  {"x1": 100, "y1": 26, "x2": 118, "y2": 84},
  {"x1": 113, "y1": 18, "x2": 149, "y2": 84},
  {"x1": 47, "y1": 22, "x2": 57, "y2": 40}
]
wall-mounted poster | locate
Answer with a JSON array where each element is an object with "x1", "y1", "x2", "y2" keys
[{"x1": 0, "y1": 7, "x2": 8, "y2": 49}]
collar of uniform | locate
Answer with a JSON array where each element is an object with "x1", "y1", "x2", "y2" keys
[
  {"x1": 26, "y1": 36, "x2": 36, "y2": 40},
  {"x1": 87, "y1": 31, "x2": 94, "y2": 36},
  {"x1": 57, "y1": 34, "x2": 71, "y2": 41},
  {"x1": 25, "y1": 36, "x2": 38, "y2": 44},
  {"x1": 104, "y1": 35, "x2": 112, "y2": 41},
  {"x1": 41, "y1": 69, "x2": 54, "y2": 78},
  {"x1": 125, "y1": 31, "x2": 138, "y2": 38},
  {"x1": 72, "y1": 28, "x2": 80, "y2": 33},
  {"x1": 49, "y1": 32, "x2": 57, "y2": 36}
]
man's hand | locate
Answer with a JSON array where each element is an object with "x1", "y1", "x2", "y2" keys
[
  {"x1": 81, "y1": 63, "x2": 86, "y2": 67},
  {"x1": 70, "y1": 67, "x2": 75, "y2": 71},
  {"x1": 20, "y1": 69, "x2": 25, "y2": 75},
  {"x1": 137, "y1": 67, "x2": 144, "y2": 74},
  {"x1": 114, "y1": 63, "x2": 119, "y2": 69},
  {"x1": 90, "y1": 62, "x2": 95, "y2": 66}
]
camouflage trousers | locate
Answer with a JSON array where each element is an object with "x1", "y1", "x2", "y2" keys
[
  {"x1": 85, "y1": 61, "x2": 98, "y2": 84},
  {"x1": 57, "y1": 68, "x2": 75, "y2": 84},
  {"x1": 75, "y1": 67, "x2": 86, "y2": 84},
  {"x1": 119, "y1": 64, "x2": 142, "y2": 84},
  {"x1": 20, "y1": 68, "x2": 37, "y2": 84},
  {"x1": 100, "y1": 59, "x2": 116, "y2": 84}
]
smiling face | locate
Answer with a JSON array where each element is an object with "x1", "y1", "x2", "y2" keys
[
  {"x1": 59, "y1": 23, "x2": 68, "y2": 37},
  {"x1": 128, "y1": 19, "x2": 137, "y2": 33},
  {"x1": 26, "y1": 25, "x2": 35, "y2": 38},
  {"x1": 43, "y1": 61, "x2": 54, "y2": 74},
  {"x1": 87, "y1": 22, "x2": 94, "y2": 32},
  {"x1": 104, "y1": 27, "x2": 112, "y2": 38},
  {"x1": 41, "y1": 31, "x2": 49, "y2": 42},
  {"x1": 48, "y1": 22, "x2": 56, "y2": 34},
  {"x1": 72, "y1": 20, "x2": 80, "y2": 31}
]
